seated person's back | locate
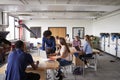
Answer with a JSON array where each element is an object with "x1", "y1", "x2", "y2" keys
[{"x1": 6, "y1": 40, "x2": 40, "y2": 80}]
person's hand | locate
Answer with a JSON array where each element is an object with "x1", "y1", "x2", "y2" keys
[
  {"x1": 49, "y1": 56, "x2": 56, "y2": 60},
  {"x1": 36, "y1": 61, "x2": 39, "y2": 65}
]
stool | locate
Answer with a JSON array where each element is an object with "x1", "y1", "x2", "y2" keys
[
  {"x1": 84, "y1": 54, "x2": 97, "y2": 71},
  {"x1": 61, "y1": 61, "x2": 74, "y2": 75}
]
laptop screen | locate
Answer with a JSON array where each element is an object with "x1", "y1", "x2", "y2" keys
[{"x1": 39, "y1": 50, "x2": 47, "y2": 59}]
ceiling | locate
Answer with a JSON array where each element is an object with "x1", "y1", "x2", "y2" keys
[{"x1": 0, "y1": 0, "x2": 120, "y2": 20}]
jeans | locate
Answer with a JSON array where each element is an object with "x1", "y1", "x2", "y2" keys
[
  {"x1": 73, "y1": 52, "x2": 93, "y2": 64},
  {"x1": 56, "y1": 58, "x2": 72, "y2": 77},
  {"x1": 24, "y1": 72, "x2": 40, "y2": 80}
]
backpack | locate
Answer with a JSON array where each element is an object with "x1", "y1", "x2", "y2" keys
[{"x1": 73, "y1": 67, "x2": 83, "y2": 75}]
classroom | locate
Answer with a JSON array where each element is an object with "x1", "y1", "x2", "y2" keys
[{"x1": 0, "y1": 0, "x2": 120, "y2": 80}]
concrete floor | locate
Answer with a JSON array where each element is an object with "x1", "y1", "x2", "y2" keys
[
  {"x1": 0, "y1": 49, "x2": 120, "y2": 80},
  {"x1": 63, "y1": 53, "x2": 120, "y2": 80}
]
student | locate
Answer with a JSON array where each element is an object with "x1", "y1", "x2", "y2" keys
[
  {"x1": 5, "y1": 40, "x2": 40, "y2": 80},
  {"x1": 50, "y1": 37, "x2": 72, "y2": 80},
  {"x1": 74, "y1": 35, "x2": 93, "y2": 68},
  {"x1": 65, "y1": 34, "x2": 70, "y2": 43},
  {"x1": 55, "y1": 36, "x2": 61, "y2": 51},
  {"x1": 55, "y1": 36, "x2": 59, "y2": 45},
  {"x1": 41, "y1": 30, "x2": 56, "y2": 55},
  {"x1": 80, "y1": 35, "x2": 93, "y2": 67},
  {"x1": 72, "y1": 36, "x2": 81, "y2": 51}
]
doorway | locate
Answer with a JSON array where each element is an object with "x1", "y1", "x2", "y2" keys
[{"x1": 48, "y1": 27, "x2": 66, "y2": 38}]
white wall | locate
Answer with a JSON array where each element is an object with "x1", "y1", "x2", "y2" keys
[
  {"x1": 24, "y1": 19, "x2": 92, "y2": 46},
  {"x1": 92, "y1": 11, "x2": 120, "y2": 36},
  {"x1": 92, "y1": 10, "x2": 120, "y2": 57}
]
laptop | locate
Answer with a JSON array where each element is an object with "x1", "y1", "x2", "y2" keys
[{"x1": 39, "y1": 50, "x2": 47, "y2": 59}]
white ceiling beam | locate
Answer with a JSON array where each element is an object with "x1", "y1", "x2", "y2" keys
[
  {"x1": 0, "y1": 0, "x2": 119, "y2": 7},
  {"x1": 0, "y1": 0, "x2": 23, "y2": 5}
]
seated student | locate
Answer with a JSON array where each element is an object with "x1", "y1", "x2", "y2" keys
[
  {"x1": 5, "y1": 40, "x2": 40, "y2": 80},
  {"x1": 40, "y1": 30, "x2": 56, "y2": 55},
  {"x1": 65, "y1": 34, "x2": 70, "y2": 43},
  {"x1": 74, "y1": 35, "x2": 93, "y2": 68},
  {"x1": 50, "y1": 37, "x2": 72, "y2": 80},
  {"x1": 72, "y1": 36, "x2": 81, "y2": 51}
]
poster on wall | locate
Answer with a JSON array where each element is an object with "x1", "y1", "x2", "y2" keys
[{"x1": 72, "y1": 27, "x2": 85, "y2": 39}]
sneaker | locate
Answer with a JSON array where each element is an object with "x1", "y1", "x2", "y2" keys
[
  {"x1": 87, "y1": 63, "x2": 90, "y2": 67},
  {"x1": 85, "y1": 65, "x2": 88, "y2": 68}
]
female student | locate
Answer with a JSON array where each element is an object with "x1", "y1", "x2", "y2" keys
[
  {"x1": 50, "y1": 37, "x2": 72, "y2": 80},
  {"x1": 74, "y1": 35, "x2": 93, "y2": 68},
  {"x1": 72, "y1": 36, "x2": 81, "y2": 51}
]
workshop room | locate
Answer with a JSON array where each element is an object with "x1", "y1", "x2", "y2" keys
[{"x1": 0, "y1": 0, "x2": 120, "y2": 80}]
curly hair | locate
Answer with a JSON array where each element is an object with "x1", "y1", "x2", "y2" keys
[{"x1": 43, "y1": 30, "x2": 52, "y2": 37}]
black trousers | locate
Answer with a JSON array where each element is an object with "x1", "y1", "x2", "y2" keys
[
  {"x1": 24, "y1": 72, "x2": 40, "y2": 80},
  {"x1": 79, "y1": 54, "x2": 93, "y2": 64}
]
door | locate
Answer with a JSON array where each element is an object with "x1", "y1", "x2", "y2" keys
[{"x1": 48, "y1": 27, "x2": 66, "y2": 38}]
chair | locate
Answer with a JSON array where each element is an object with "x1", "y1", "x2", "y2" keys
[
  {"x1": 61, "y1": 61, "x2": 74, "y2": 75},
  {"x1": 73, "y1": 52, "x2": 97, "y2": 77},
  {"x1": 83, "y1": 53, "x2": 97, "y2": 71},
  {"x1": 60, "y1": 54, "x2": 77, "y2": 80}
]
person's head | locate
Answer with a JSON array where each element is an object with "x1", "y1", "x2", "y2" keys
[
  {"x1": 84, "y1": 35, "x2": 90, "y2": 41},
  {"x1": 43, "y1": 30, "x2": 52, "y2": 39},
  {"x1": 74, "y1": 36, "x2": 80, "y2": 41},
  {"x1": 58, "y1": 37, "x2": 70, "y2": 52},
  {"x1": 84, "y1": 35, "x2": 92, "y2": 46},
  {"x1": 66, "y1": 34, "x2": 69, "y2": 37},
  {"x1": 56, "y1": 36, "x2": 59, "y2": 39},
  {"x1": 15, "y1": 40, "x2": 24, "y2": 50}
]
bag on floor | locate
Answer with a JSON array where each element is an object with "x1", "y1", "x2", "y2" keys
[{"x1": 72, "y1": 67, "x2": 83, "y2": 75}]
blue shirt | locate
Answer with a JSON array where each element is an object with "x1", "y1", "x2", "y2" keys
[
  {"x1": 41, "y1": 36, "x2": 56, "y2": 51},
  {"x1": 83, "y1": 41, "x2": 92, "y2": 54},
  {"x1": 5, "y1": 49, "x2": 33, "y2": 80}
]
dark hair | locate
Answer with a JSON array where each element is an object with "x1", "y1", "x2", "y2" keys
[
  {"x1": 43, "y1": 30, "x2": 52, "y2": 37},
  {"x1": 56, "y1": 36, "x2": 59, "y2": 39},
  {"x1": 66, "y1": 34, "x2": 69, "y2": 37},
  {"x1": 59, "y1": 37, "x2": 70, "y2": 53},
  {"x1": 15, "y1": 40, "x2": 24, "y2": 49}
]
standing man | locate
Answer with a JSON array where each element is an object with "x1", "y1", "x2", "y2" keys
[
  {"x1": 41, "y1": 30, "x2": 56, "y2": 55},
  {"x1": 5, "y1": 40, "x2": 40, "y2": 80}
]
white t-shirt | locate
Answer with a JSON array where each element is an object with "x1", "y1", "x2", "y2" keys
[
  {"x1": 65, "y1": 37, "x2": 70, "y2": 43},
  {"x1": 60, "y1": 45, "x2": 72, "y2": 61}
]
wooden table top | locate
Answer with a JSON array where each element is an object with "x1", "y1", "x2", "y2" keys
[
  {"x1": 69, "y1": 47, "x2": 101, "y2": 54},
  {"x1": 0, "y1": 56, "x2": 59, "y2": 74}
]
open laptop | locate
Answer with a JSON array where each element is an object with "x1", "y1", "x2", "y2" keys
[
  {"x1": 39, "y1": 50, "x2": 47, "y2": 59},
  {"x1": 39, "y1": 50, "x2": 55, "y2": 61}
]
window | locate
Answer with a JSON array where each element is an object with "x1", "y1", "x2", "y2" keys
[
  {"x1": 30, "y1": 27, "x2": 41, "y2": 38},
  {"x1": 6, "y1": 16, "x2": 15, "y2": 40}
]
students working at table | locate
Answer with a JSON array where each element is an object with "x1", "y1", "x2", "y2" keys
[
  {"x1": 5, "y1": 40, "x2": 40, "y2": 80},
  {"x1": 50, "y1": 37, "x2": 72, "y2": 80},
  {"x1": 74, "y1": 35, "x2": 93, "y2": 68}
]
